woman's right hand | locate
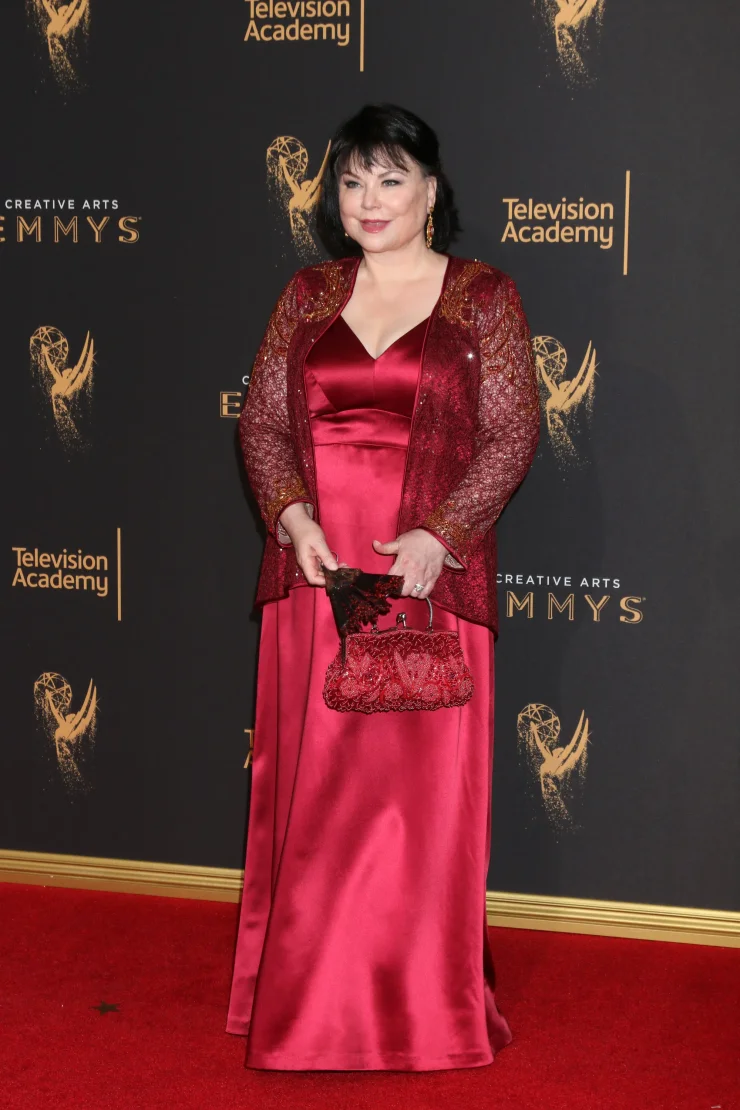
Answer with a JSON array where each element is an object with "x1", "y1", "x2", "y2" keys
[{"x1": 277, "y1": 503, "x2": 339, "y2": 586}]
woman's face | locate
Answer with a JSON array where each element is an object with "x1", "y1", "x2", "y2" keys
[{"x1": 337, "y1": 150, "x2": 436, "y2": 254}]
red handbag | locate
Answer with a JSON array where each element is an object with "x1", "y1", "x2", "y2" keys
[{"x1": 322, "y1": 567, "x2": 474, "y2": 714}]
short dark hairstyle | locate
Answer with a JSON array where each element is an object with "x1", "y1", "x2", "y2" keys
[{"x1": 315, "y1": 103, "x2": 461, "y2": 259}]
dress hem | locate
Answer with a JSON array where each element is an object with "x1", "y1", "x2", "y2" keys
[
  {"x1": 243, "y1": 1048, "x2": 501, "y2": 1071},
  {"x1": 226, "y1": 1023, "x2": 512, "y2": 1072}
]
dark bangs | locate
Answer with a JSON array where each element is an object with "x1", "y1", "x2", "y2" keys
[{"x1": 335, "y1": 141, "x2": 415, "y2": 178}]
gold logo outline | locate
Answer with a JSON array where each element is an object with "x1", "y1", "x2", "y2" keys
[
  {"x1": 30, "y1": 325, "x2": 95, "y2": 450},
  {"x1": 517, "y1": 702, "x2": 590, "y2": 827},
  {"x1": 266, "y1": 136, "x2": 330, "y2": 261},
  {"x1": 532, "y1": 334, "x2": 597, "y2": 465},
  {"x1": 27, "y1": 0, "x2": 91, "y2": 88},
  {"x1": 537, "y1": 0, "x2": 604, "y2": 84},
  {"x1": 34, "y1": 671, "x2": 98, "y2": 792}
]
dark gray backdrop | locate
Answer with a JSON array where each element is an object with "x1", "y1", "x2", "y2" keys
[{"x1": 2, "y1": 0, "x2": 738, "y2": 912}]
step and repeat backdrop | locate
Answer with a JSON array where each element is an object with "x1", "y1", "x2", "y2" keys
[{"x1": 2, "y1": 1, "x2": 738, "y2": 912}]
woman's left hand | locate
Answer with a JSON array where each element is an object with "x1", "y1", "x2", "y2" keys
[{"x1": 372, "y1": 529, "x2": 447, "y2": 599}]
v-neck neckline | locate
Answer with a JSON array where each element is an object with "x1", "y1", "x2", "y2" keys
[
  {"x1": 337, "y1": 253, "x2": 452, "y2": 362},
  {"x1": 335, "y1": 313, "x2": 430, "y2": 362}
]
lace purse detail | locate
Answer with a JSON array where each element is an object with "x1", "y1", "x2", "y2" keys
[{"x1": 322, "y1": 567, "x2": 474, "y2": 714}]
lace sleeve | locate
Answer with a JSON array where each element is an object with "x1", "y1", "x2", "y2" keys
[
  {"x1": 239, "y1": 273, "x2": 315, "y2": 546},
  {"x1": 420, "y1": 276, "x2": 540, "y2": 569}
]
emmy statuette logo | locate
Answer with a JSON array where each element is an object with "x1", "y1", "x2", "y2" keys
[
  {"x1": 266, "y1": 136, "x2": 330, "y2": 261},
  {"x1": 517, "y1": 703, "x2": 590, "y2": 827},
  {"x1": 34, "y1": 672, "x2": 98, "y2": 792},
  {"x1": 536, "y1": 0, "x2": 604, "y2": 83},
  {"x1": 532, "y1": 334, "x2": 597, "y2": 465},
  {"x1": 27, "y1": 0, "x2": 90, "y2": 88},
  {"x1": 30, "y1": 326, "x2": 95, "y2": 450},
  {"x1": 244, "y1": 728, "x2": 254, "y2": 769}
]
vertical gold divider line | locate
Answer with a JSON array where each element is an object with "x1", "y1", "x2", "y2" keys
[
  {"x1": 116, "y1": 527, "x2": 122, "y2": 622},
  {"x1": 360, "y1": 0, "x2": 365, "y2": 72},
  {"x1": 623, "y1": 170, "x2": 631, "y2": 276}
]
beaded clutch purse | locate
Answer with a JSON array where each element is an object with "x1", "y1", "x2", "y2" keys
[{"x1": 321, "y1": 566, "x2": 474, "y2": 714}]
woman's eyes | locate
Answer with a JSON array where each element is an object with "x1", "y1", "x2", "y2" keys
[{"x1": 341, "y1": 179, "x2": 402, "y2": 188}]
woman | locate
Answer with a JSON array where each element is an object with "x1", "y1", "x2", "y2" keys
[{"x1": 226, "y1": 103, "x2": 540, "y2": 1071}]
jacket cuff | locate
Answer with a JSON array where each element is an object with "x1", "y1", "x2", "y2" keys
[
  {"x1": 417, "y1": 526, "x2": 467, "y2": 572},
  {"x1": 276, "y1": 500, "x2": 315, "y2": 546}
]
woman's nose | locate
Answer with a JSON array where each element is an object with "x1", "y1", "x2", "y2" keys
[{"x1": 360, "y1": 187, "x2": 381, "y2": 210}]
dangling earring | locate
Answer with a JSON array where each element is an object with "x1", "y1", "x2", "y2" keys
[{"x1": 425, "y1": 206, "x2": 434, "y2": 249}]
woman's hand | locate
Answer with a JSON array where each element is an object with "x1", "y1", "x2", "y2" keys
[
  {"x1": 372, "y1": 529, "x2": 447, "y2": 599},
  {"x1": 278, "y1": 503, "x2": 339, "y2": 586}
]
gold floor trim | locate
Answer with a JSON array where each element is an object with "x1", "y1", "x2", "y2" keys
[
  {"x1": 1, "y1": 849, "x2": 738, "y2": 947},
  {"x1": 0, "y1": 849, "x2": 242, "y2": 903},
  {"x1": 484, "y1": 890, "x2": 739, "y2": 948}
]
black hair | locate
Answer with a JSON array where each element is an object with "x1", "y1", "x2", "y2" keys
[{"x1": 315, "y1": 103, "x2": 461, "y2": 259}]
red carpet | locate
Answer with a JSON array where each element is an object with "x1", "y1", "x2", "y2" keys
[{"x1": 1, "y1": 882, "x2": 737, "y2": 1110}]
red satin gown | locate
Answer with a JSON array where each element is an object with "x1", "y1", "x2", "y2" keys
[{"x1": 226, "y1": 311, "x2": 513, "y2": 1070}]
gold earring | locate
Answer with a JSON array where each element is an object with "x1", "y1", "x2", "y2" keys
[{"x1": 425, "y1": 207, "x2": 434, "y2": 249}]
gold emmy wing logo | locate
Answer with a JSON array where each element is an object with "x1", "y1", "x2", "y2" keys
[
  {"x1": 518, "y1": 703, "x2": 590, "y2": 827},
  {"x1": 30, "y1": 326, "x2": 95, "y2": 450},
  {"x1": 537, "y1": 0, "x2": 604, "y2": 83},
  {"x1": 532, "y1": 335, "x2": 597, "y2": 466},
  {"x1": 266, "y1": 136, "x2": 330, "y2": 261},
  {"x1": 34, "y1": 672, "x2": 98, "y2": 792},
  {"x1": 27, "y1": 0, "x2": 90, "y2": 88}
]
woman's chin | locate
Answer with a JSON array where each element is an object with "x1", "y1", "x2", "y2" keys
[
  {"x1": 354, "y1": 235, "x2": 396, "y2": 253},
  {"x1": 354, "y1": 234, "x2": 423, "y2": 256}
]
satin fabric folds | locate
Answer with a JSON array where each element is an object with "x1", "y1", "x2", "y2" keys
[{"x1": 226, "y1": 311, "x2": 512, "y2": 1070}]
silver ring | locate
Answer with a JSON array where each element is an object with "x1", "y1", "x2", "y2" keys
[{"x1": 412, "y1": 583, "x2": 424, "y2": 593}]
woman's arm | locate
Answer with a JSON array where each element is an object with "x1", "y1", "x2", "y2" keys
[
  {"x1": 418, "y1": 275, "x2": 540, "y2": 570},
  {"x1": 239, "y1": 273, "x2": 338, "y2": 585},
  {"x1": 239, "y1": 273, "x2": 315, "y2": 547}
]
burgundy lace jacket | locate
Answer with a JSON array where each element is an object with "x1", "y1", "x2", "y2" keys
[{"x1": 239, "y1": 253, "x2": 540, "y2": 636}]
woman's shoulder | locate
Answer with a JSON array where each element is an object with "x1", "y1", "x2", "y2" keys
[
  {"x1": 287, "y1": 256, "x2": 356, "y2": 297},
  {"x1": 268, "y1": 257, "x2": 354, "y2": 320},
  {"x1": 442, "y1": 254, "x2": 523, "y2": 329},
  {"x1": 445, "y1": 253, "x2": 518, "y2": 297}
]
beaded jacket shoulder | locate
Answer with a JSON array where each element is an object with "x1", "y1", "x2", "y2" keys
[
  {"x1": 441, "y1": 257, "x2": 535, "y2": 390},
  {"x1": 440, "y1": 257, "x2": 511, "y2": 327},
  {"x1": 292, "y1": 258, "x2": 354, "y2": 323},
  {"x1": 258, "y1": 258, "x2": 353, "y2": 364}
]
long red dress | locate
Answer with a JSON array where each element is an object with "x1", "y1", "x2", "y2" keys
[{"x1": 226, "y1": 310, "x2": 513, "y2": 1070}]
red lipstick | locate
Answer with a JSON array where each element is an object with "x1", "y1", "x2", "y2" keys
[{"x1": 360, "y1": 220, "x2": 390, "y2": 233}]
